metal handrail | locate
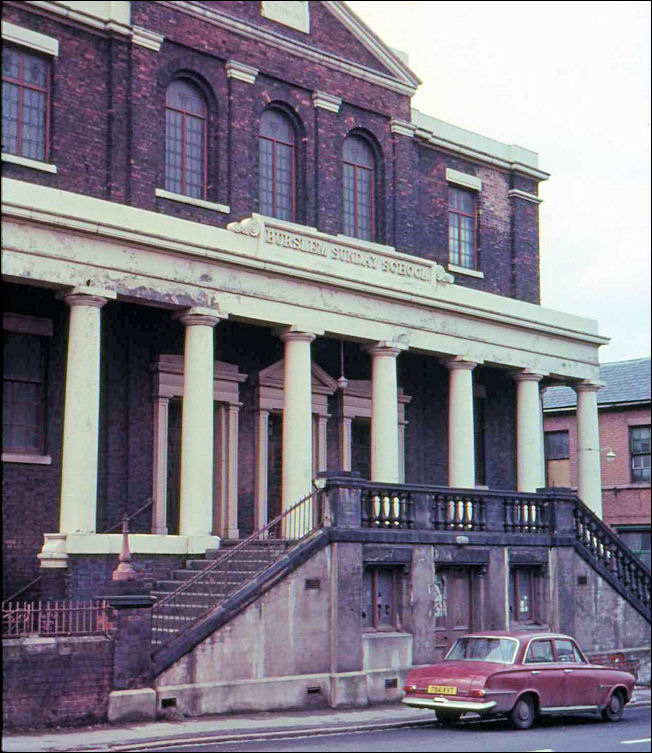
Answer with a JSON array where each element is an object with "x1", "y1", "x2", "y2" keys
[
  {"x1": 103, "y1": 497, "x2": 153, "y2": 533},
  {"x1": 2, "y1": 575, "x2": 42, "y2": 606},
  {"x1": 152, "y1": 486, "x2": 323, "y2": 612}
]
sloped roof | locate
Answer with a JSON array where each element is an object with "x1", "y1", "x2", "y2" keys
[{"x1": 543, "y1": 358, "x2": 651, "y2": 410}]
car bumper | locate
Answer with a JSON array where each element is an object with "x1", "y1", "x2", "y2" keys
[{"x1": 401, "y1": 696, "x2": 497, "y2": 713}]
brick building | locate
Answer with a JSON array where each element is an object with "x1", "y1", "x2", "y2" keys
[
  {"x1": 2, "y1": 1, "x2": 649, "y2": 723},
  {"x1": 544, "y1": 358, "x2": 651, "y2": 566}
]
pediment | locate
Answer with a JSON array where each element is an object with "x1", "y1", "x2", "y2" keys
[
  {"x1": 256, "y1": 358, "x2": 338, "y2": 395},
  {"x1": 190, "y1": 1, "x2": 420, "y2": 95}
]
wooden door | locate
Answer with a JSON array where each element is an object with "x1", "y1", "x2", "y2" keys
[
  {"x1": 267, "y1": 412, "x2": 282, "y2": 522},
  {"x1": 166, "y1": 399, "x2": 182, "y2": 535},
  {"x1": 434, "y1": 567, "x2": 474, "y2": 655}
]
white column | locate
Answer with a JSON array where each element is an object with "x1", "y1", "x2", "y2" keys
[
  {"x1": 59, "y1": 287, "x2": 115, "y2": 534},
  {"x1": 367, "y1": 343, "x2": 403, "y2": 483},
  {"x1": 177, "y1": 307, "x2": 222, "y2": 536},
  {"x1": 446, "y1": 358, "x2": 477, "y2": 488},
  {"x1": 152, "y1": 396, "x2": 170, "y2": 534},
  {"x1": 575, "y1": 382, "x2": 603, "y2": 517},
  {"x1": 280, "y1": 330, "x2": 316, "y2": 509},
  {"x1": 514, "y1": 371, "x2": 545, "y2": 492}
]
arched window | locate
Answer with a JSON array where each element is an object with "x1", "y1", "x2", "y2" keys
[
  {"x1": 343, "y1": 135, "x2": 375, "y2": 241},
  {"x1": 165, "y1": 79, "x2": 206, "y2": 199},
  {"x1": 259, "y1": 109, "x2": 295, "y2": 221}
]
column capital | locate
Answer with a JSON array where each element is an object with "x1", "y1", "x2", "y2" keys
[
  {"x1": 175, "y1": 307, "x2": 225, "y2": 328},
  {"x1": 573, "y1": 381, "x2": 605, "y2": 394},
  {"x1": 277, "y1": 327, "x2": 320, "y2": 343},
  {"x1": 513, "y1": 369, "x2": 545, "y2": 383},
  {"x1": 444, "y1": 356, "x2": 477, "y2": 372},
  {"x1": 60, "y1": 286, "x2": 117, "y2": 309},
  {"x1": 365, "y1": 341, "x2": 408, "y2": 358}
]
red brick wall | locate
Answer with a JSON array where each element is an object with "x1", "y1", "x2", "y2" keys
[
  {"x1": 3, "y1": 635, "x2": 113, "y2": 729},
  {"x1": 2, "y1": 1, "x2": 542, "y2": 302},
  {"x1": 543, "y1": 405, "x2": 651, "y2": 528}
]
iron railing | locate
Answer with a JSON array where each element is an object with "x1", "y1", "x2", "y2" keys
[
  {"x1": 151, "y1": 487, "x2": 325, "y2": 648},
  {"x1": 2, "y1": 599, "x2": 111, "y2": 638},
  {"x1": 573, "y1": 501, "x2": 651, "y2": 612}
]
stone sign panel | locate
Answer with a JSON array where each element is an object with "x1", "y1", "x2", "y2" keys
[{"x1": 261, "y1": 1, "x2": 310, "y2": 33}]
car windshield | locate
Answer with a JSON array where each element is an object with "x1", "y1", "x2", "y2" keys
[{"x1": 446, "y1": 637, "x2": 517, "y2": 663}]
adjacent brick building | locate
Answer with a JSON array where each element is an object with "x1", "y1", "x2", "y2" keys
[
  {"x1": 3, "y1": 1, "x2": 649, "y2": 723},
  {"x1": 544, "y1": 358, "x2": 651, "y2": 566}
]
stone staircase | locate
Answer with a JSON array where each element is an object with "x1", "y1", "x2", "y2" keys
[{"x1": 150, "y1": 539, "x2": 290, "y2": 649}]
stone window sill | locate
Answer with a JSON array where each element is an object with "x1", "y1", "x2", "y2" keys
[
  {"x1": 2, "y1": 452, "x2": 52, "y2": 465},
  {"x1": 448, "y1": 263, "x2": 484, "y2": 279},
  {"x1": 2, "y1": 153, "x2": 57, "y2": 173},
  {"x1": 155, "y1": 188, "x2": 230, "y2": 214}
]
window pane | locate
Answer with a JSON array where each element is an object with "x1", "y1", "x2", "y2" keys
[
  {"x1": 260, "y1": 109, "x2": 294, "y2": 143},
  {"x1": 3, "y1": 48, "x2": 21, "y2": 80},
  {"x1": 166, "y1": 79, "x2": 204, "y2": 116},
  {"x1": 2, "y1": 81, "x2": 20, "y2": 154},
  {"x1": 343, "y1": 163, "x2": 356, "y2": 237},
  {"x1": 343, "y1": 136, "x2": 373, "y2": 167},
  {"x1": 21, "y1": 87, "x2": 47, "y2": 161},
  {"x1": 259, "y1": 137, "x2": 274, "y2": 216},
  {"x1": 545, "y1": 430, "x2": 569, "y2": 460},
  {"x1": 165, "y1": 109, "x2": 184, "y2": 194},
  {"x1": 259, "y1": 110, "x2": 295, "y2": 220}
]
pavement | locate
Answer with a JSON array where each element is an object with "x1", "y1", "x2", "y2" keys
[{"x1": 3, "y1": 687, "x2": 650, "y2": 752}]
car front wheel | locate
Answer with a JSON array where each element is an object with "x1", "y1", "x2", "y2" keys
[
  {"x1": 436, "y1": 710, "x2": 462, "y2": 727},
  {"x1": 602, "y1": 690, "x2": 624, "y2": 722},
  {"x1": 509, "y1": 695, "x2": 535, "y2": 730}
]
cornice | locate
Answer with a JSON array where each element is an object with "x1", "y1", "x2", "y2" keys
[
  {"x1": 414, "y1": 128, "x2": 550, "y2": 181},
  {"x1": 2, "y1": 179, "x2": 609, "y2": 353},
  {"x1": 508, "y1": 189, "x2": 543, "y2": 204},
  {"x1": 159, "y1": 1, "x2": 417, "y2": 96}
]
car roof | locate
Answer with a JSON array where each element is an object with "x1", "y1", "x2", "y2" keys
[{"x1": 461, "y1": 630, "x2": 574, "y2": 642}]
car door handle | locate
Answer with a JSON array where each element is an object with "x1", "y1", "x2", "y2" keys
[
  {"x1": 530, "y1": 671, "x2": 540, "y2": 675},
  {"x1": 564, "y1": 669, "x2": 573, "y2": 674}
]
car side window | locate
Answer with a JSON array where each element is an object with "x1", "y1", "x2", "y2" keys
[
  {"x1": 555, "y1": 639, "x2": 583, "y2": 663},
  {"x1": 525, "y1": 639, "x2": 554, "y2": 663}
]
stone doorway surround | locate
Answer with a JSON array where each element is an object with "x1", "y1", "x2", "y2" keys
[{"x1": 151, "y1": 354, "x2": 247, "y2": 539}]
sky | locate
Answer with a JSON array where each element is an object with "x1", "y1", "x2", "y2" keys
[{"x1": 347, "y1": 0, "x2": 651, "y2": 364}]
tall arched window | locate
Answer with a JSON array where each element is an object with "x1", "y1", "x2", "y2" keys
[
  {"x1": 165, "y1": 79, "x2": 206, "y2": 199},
  {"x1": 259, "y1": 109, "x2": 295, "y2": 221},
  {"x1": 343, "y1": 135, "x2": 375, "y2": 241}
]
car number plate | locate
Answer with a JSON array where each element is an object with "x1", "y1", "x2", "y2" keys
[{"x1": 427, "y1": 685, "x2": 457, "y2": 695}]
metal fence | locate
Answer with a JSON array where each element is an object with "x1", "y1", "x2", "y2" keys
[{"x1": 2, "y1": 599, "x2": 112, "y2": 638}]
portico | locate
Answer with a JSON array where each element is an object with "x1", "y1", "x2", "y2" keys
[{"x1": 1, "y1": 180, "x2": 607, "y2": 566}]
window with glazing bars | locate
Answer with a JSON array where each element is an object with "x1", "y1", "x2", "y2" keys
[
  {"x1": 2, "y1": 46, "x2": 50, "y2": 161},
  {"x1": 630, "y1": 425, "x2": 651, "y2": 482},
  {"x1": 448, "y1": 186, "x2": 477, "y2": 268},
  {"x1": 259, "y1": 109, "x2": 295, "y2": 221},
  {"x1": 343, "y1": 136, "x2": 374, "y2": 241},
  {"x1": 164, "y1": 79, "x2": 206, "y2": 199},
  {"x1": 3, "y1": 332, "x2": 47, "y2": 454}
]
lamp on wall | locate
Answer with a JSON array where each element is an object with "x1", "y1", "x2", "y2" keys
[
  {"x1": 603, "y1": 447, "x2": 616, "y2": 462},
  {"x1": 337, "y1": 341, "x2": 348, "y2": 390}
]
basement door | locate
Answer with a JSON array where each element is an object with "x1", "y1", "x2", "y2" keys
[{"x1": 434, "y1": 567, "x2": 475, "y2": 655}]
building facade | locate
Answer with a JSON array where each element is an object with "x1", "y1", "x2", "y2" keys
[
  {"x1": 2, "y1": 1, "x2": 649, "y2": 722},
  {"x1": 544, "y1": 358, "x2": 651, "y2": 566}
]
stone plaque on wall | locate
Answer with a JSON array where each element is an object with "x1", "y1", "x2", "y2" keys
[{"x1": 261, "y1": 1, "x2": 310, "y2": 33}]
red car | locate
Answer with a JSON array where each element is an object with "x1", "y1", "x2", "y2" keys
[{"x1": 402, "y1": 630, "x2": 636, "y2": 729}]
